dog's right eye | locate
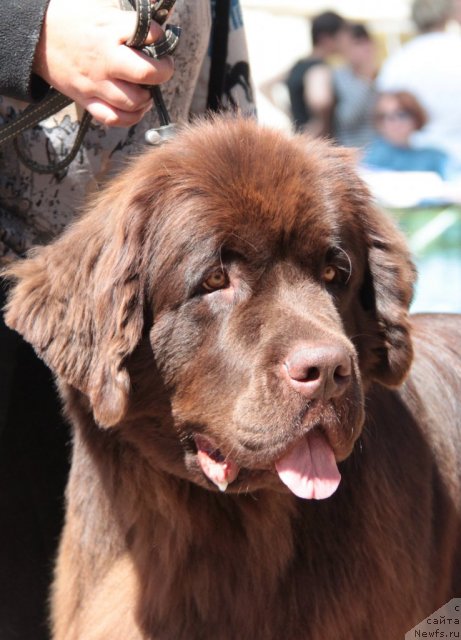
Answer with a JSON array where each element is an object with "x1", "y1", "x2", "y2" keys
[{"x1": 201, "y1": 268, "x2": 229, "y2": 293}]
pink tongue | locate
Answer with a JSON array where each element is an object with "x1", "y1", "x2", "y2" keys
[{"x1": 275, "y1": 431, "x2": 341, "y2": 500}]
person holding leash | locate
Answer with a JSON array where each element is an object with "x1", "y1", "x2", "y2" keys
[{"x1": 0, "y1": 2, "x2": 255, "y2": 638}]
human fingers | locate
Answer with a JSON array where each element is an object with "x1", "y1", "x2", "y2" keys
[
  {"x1": 115, "y1": 12, "x2": 176, "y2": 84},
  {"x1": 142, "y1": 15, "x2": 177, "y2": 46},
  {"x1": 92, "y1": 79, "x2": 154, "y2": 114},
  {"x1": 108, "y1": 45, "x2": 175, "y2": 86},
  {"x1": 83, "y1": 98, "x2": 152, "y2": 127},
  {"x1": 117, "y1": 11, "x2": 166, "y2": 46}
]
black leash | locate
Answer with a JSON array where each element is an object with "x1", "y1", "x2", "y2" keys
[
  {"x1": 121, "y1": 0, "x2": 181, "y2": 144},
  {"x1": 0, "y1": 0, "x2": 181, "y2": 174}
]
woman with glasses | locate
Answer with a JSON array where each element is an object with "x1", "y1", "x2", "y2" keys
[{"x1": 363, "y1": 91, "x2": 449, "y2": 178}]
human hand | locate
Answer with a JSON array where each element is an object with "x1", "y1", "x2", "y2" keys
[{"x1": 33, "y1": 0, "x2": 175, "y2": 127}]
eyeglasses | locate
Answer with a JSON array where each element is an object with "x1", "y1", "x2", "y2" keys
[{"x1": 375, "y1": 110, "x2": 414, "y2": 123}]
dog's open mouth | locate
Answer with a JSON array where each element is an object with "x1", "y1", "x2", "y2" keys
[{"x1": 194, "y1": 430, "x2": 341, "y2": 500}]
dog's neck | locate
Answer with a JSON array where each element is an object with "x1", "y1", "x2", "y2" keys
[
  {"x1": 64, "y1": 392, "x2": 299, "y2": 636},
  {"x1": 132, "y1": 481, "x2": 298, "y2": 635}
]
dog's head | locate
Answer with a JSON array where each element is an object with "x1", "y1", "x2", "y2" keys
[{"x1": 4, "y1": 118, "x2": 415, "y2": 499}]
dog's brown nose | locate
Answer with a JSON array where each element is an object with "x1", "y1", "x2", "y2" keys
[{"x1": 283, "y1": 344, "x2": 352, "y2": 401}]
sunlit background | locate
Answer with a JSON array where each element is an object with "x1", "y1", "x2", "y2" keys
[{"x1": 241, "y1": 0, "x2": 461, "y2": 313}]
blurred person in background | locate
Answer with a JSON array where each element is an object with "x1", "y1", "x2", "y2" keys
[
  {"x1": 281, "y1": 11, "x2": 347, "y2": 136},
  {"x1": 377, "y1": 0, "x2": 461, "y2": 168},
  {"x1": 363, "y1": 91, "x2": 450, "y2": 177},
  {"x1": 453, "y1": 0, "x2": 461, "y2": 22},
  {"x1": 332, "y1": 23, "x2": 378, "y2": 148}
]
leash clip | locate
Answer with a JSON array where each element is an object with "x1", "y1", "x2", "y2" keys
[{"x1": 145, "y1": 123, "x2": 176, "y2": 145}]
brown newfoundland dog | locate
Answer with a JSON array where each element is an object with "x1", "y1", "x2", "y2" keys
[{"x1": 4, "y1": 118, "x2": 461, "y2": 640}]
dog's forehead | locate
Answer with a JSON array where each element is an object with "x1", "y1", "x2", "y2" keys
[{"x1": 155, "y1": 121, "x2": 368, "y2": 251}]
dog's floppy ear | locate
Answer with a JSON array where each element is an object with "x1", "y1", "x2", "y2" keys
[
  {"x1": 358, "y1": 204, "x2": 416, "y2": 387},
  {"x1": 3, "y1": 182, "x2": 149, "y2": 428}
]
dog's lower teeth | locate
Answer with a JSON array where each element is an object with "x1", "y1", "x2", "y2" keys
[{"x1": 216, "y1": 481, "x2": 228, "y2": 492}]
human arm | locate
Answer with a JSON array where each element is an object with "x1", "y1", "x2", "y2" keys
[
  {"x1": 303, "y1": 64, "x2": 335, "y2": 138},
  {"x1": 259, "y1": 70, "x2": 291, "y2": 116},
  {"x1": 0, "y1": 0, "x2": 51, "y2": 102}
]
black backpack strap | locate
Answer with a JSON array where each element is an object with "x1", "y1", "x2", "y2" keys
[{"x1": 207, "y1": 0, "x2": 231, "y2": 112}]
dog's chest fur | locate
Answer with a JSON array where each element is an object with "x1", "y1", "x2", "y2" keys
[{"x1": 53, "y1": 388, "x2": 434, "y2": 640}]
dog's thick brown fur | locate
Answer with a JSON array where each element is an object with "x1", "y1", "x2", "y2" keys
[{"x1": 4, "y1": 118, "x2": 461, "y2": 640}]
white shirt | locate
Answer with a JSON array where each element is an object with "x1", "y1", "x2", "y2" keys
[{"x1": 377, "y1": 32, "x2": 461, "y2": 163}]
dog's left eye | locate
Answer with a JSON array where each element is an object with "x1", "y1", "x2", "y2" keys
[
  {"x1": 323, "y1": 265, "x2": 338, "y2": 283},
  {"x1": 201, "y1": 268, "x2": 229, "y2": 292},
  {"x1": 322, "y1": 248, "x2": 352, "y2": 287}
]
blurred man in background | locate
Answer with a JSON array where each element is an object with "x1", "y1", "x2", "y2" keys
[{"x1": 285, "y1": 11, "x2": 347, "y2": 136}]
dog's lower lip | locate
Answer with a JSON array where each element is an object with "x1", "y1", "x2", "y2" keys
[
  {"x1": 192, "y1": 436, "x2": 275, "y2": 488},
  {"x1": 194, "y1": 434, "x2": 240, "y2": 491}
]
